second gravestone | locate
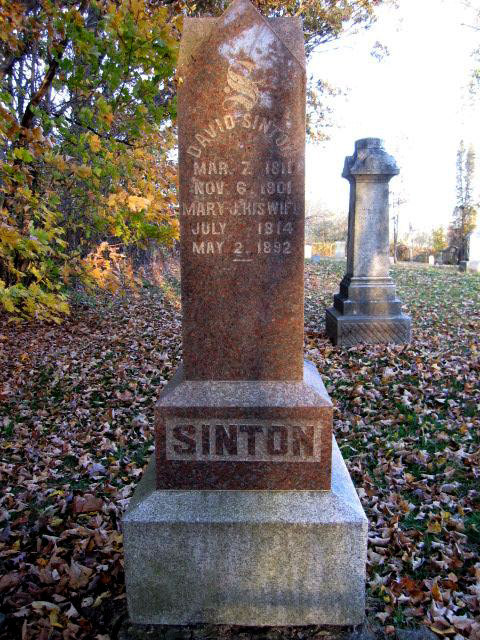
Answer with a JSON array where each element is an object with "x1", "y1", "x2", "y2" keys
[
  {"x1": 326, "y1": 138, "x2": 411, "y2": 346},
  {"x1": 123, "y1": 0, "x2": 367, "y2": 627}
]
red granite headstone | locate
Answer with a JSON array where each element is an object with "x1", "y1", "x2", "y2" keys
[{"x1": 155, "y1": 0, "x2": 332, "y2": 490}]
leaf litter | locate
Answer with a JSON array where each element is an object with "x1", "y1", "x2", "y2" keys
[{"x1": 0, "y1": 260, "x2": 478, "y2": 639}]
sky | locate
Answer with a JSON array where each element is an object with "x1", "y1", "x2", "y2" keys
[{"x1": 305, "y1": 0, "x2": 480, "y2": 237}]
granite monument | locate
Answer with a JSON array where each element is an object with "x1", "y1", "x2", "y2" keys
[
  {"x1": 123, "y1": 0, "x2": 367, "y2": 627},
  {"x1": 326, "y1": 138, "x2": 411, "y2": 346},
  {"x1": 460, "y1": 219, "x2": 480, "y2": 273},
  {"x1": 334, "y1": 240, "x2": 346, "y2": 259}
]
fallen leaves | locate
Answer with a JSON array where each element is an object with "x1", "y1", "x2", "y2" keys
[
  {"x1": 71, "y1": 495, "x2": 104, "y2": 515},
  {"x1": 0, "y1": 261, "x2": 182, "y2": 639},
  {"x1": 0, "y1": 259, "x2": 478, "y2": 638},
  {"x1": 305, "y1": 261, "x2": 480, "y2": 639}
]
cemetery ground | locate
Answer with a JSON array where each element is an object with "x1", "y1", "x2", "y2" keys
[{"x1": 0, "y1": 261, "x2": 479, "y2": 640}]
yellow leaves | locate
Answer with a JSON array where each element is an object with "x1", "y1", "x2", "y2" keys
[
  {"x1": 83, "y1": 242, "x2": 127, "y2": 294},
  {"x1": 107, "y1": 192, "x2": 122, "y2": 208},
  {"x1": 49, "y1": 490, "x2": 65, "y2": 498},
  {"x1": 49, "y1": 607, "x2": 63, "y2": 629},
  {"x1": 0, "y1": 293, "x2": 15, "y2": 313},
  {"x1": 172, "y1": 14, "x2": 183, "y2": 34},
  {"x1": 45, "y1": 153, "x2": 68, "y2": 172},
  {"x1": 60, "y1": 263, "x2": 72, "y2": 283},
  {"x1": 0, "y1": 2, "x2": 182, "y2": 326},
  {"x1": 108, "y1": 191, "x2": 153, "y2": 216},
  {"x1": 75, "y1": 164, "x2": 92, "y2": 179},
  {"x1": 105, "y1": 0, "x2": 178, "y2": 53},
  {"x1": 31, "y1": 126, "x2": 44, "y2": 142},
  {"x1": 69, "y1": 8, "x2": 84, "y2": 27},
  {"x1": 127, "y1": 195, "x2": 151, "y2": 212},
  {"x1": 88, "y1": 134, "x2": 101, "y2": 153},
  {"x1": 101, "y1": 110, "x2": 114, "y2": 127},
  {"x1": 29, "y1": 265, "x2": 43, "y2": 281},
  {"x1": 427, "y1": 520, "x2": 442, "y2": 534},
  {"x1": 31, "y1": 601, "x2": 63, "y2": 628},
  {"x1": 170, "y1": 217, "x2": 180, "y2": 238},
  {"x1": 0, "y1": 275, "x2": 70, "y2": 322},
  {"x1": 55, "y1": 299, "x2": 70, "y2": 316},
  {"x1": 0, "y1": 222, "x2": 22, "y2": 247},
  {"x1": 431, "y1": 578, "x2": 443, "y2": 603}
]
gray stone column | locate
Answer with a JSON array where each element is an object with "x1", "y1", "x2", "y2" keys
[
  {"x1": 326, "y1": 138, "x2": 411, "y2": 346},
  {"x1": 460, "y1": 220, "x2": 480, "y2": 272}
]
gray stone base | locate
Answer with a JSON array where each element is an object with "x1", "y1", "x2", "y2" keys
[
  {"x1": 325, "y1": 307, "x2": 411, "y2": 347},
  {"x1": 118, "y1": 621, "x2": 440, "y2": 640},
  {"x1": 123, "y1": 439, "x2": 367, "y2": 627},
  {"x1": 459, "y1": 260, "x2": 480, "y2": 273},
  {"x1": 118, "y1": 622, "x2": 367, "y2": 640}
]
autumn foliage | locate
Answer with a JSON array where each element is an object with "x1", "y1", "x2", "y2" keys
[
  {"x1": 0, "y1": 0, "x2": 179, "y2": 321},
  {"x1": 0, "y1": 0, "x2": 384, "y2": 322},
  {"x1": 0, "y1": 262, "x2": 479, "y2": 638}
]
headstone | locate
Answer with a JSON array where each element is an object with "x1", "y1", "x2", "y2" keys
[
  {"x1": 326, "y1": 138, "x2": 411, "y2": 346},
  {"x1": 428, "y1": 255, "x2": 435, "y2": 266},
  {"x1": 123, "y1": 0, "x2": 367, "y2": 628},
  {"x1": 305, "y1": 243, "x2": 312, "y2": 259},
  {"x1": 443, "y1": 246, "x2": 458, "y2": 265},
  {"x1": 334, "y1": 240, "x2": 346, "y2": 258},
  {"x1": 462, "y1": 221, "x2": 480, "y2": 272}
]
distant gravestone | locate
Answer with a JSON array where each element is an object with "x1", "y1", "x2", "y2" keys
[
  {"x1": 123, "y1": 0, "x2": 367, "y2": 628},
  {"x1": 305, "y1": 243, "x2": 312, "y2": 259},
  {"x1": 334, "y1": 240, "x2": 346, "y2": 258},
  {"x1": 326, "y1": 138, "x2": 411, "y2": 346},
  {"x1": 462, "y1": 222, "x2": 480, "y2": 272},
  {"x1": 428, "y1": 255, "x2": 435, "y2": 266}
]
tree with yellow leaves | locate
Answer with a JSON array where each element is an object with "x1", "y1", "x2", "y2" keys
[
  {"x1": 0, "y1": 0, "x2": 179, "y2": 321},
  {"x1": 0, "y1": 0, "x2": 384, "y2": 322}
]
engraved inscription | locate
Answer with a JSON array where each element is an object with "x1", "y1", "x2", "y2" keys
[
  {"x1": 223, "y1": 59, "x2": 259, "y2": 111},
  {"x1": 194, "y1": 160, "x2": 229, "y2": 175},
  {"x1": 186, "y1": 113, "x2": 295, "y2": 159},
  {"x1": 192, "y1": 179, "x2": 225, "y2": 195},
  {"x1": 165, "y1": 419, "x2": 322, "y2": 462},
  {"x1": 183, "y1": 56, "x2": 302, "y2": 263}
]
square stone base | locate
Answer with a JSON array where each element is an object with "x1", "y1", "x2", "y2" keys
[
  {"x1": 123, "y1": 439, "x2": 367, "y2": 627},
  {"x1": 155, "y1": 361, "x2": 332, "y2": 491},
  {"x1": 459, "y1": 260, "x2": 480, "y2": 273},
  {"x1": 325, "y1": 307, "x2": 411, "y2": 347}
]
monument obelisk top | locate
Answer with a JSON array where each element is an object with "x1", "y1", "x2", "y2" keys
[{"x1": 177, "y1": 0, "x2": 306, "y2": 381}]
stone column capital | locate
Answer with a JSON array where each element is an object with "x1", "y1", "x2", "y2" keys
[{"x1": 342, "y1": 137, "x2": 399, "y2": 182}]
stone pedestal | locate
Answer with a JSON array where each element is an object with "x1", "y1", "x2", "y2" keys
[
  {"x1": 334, "y1": 240, "x2": 346, "y2": 259},
  {"x1": 461, "y1": 261, "x2": 480, "y2": 273},
  {"x1": 326, "y1": 138, "x2": 411, "y2": 346},
  {"x1": 124, "y1": 436, "x2": 367, "y2": 627},
  {"x1": 155, "y1": 361, "x2": 333, "y2": 491},
  {"x1": 461, "y1": 222, "x2": 480, "y2": 273}
]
